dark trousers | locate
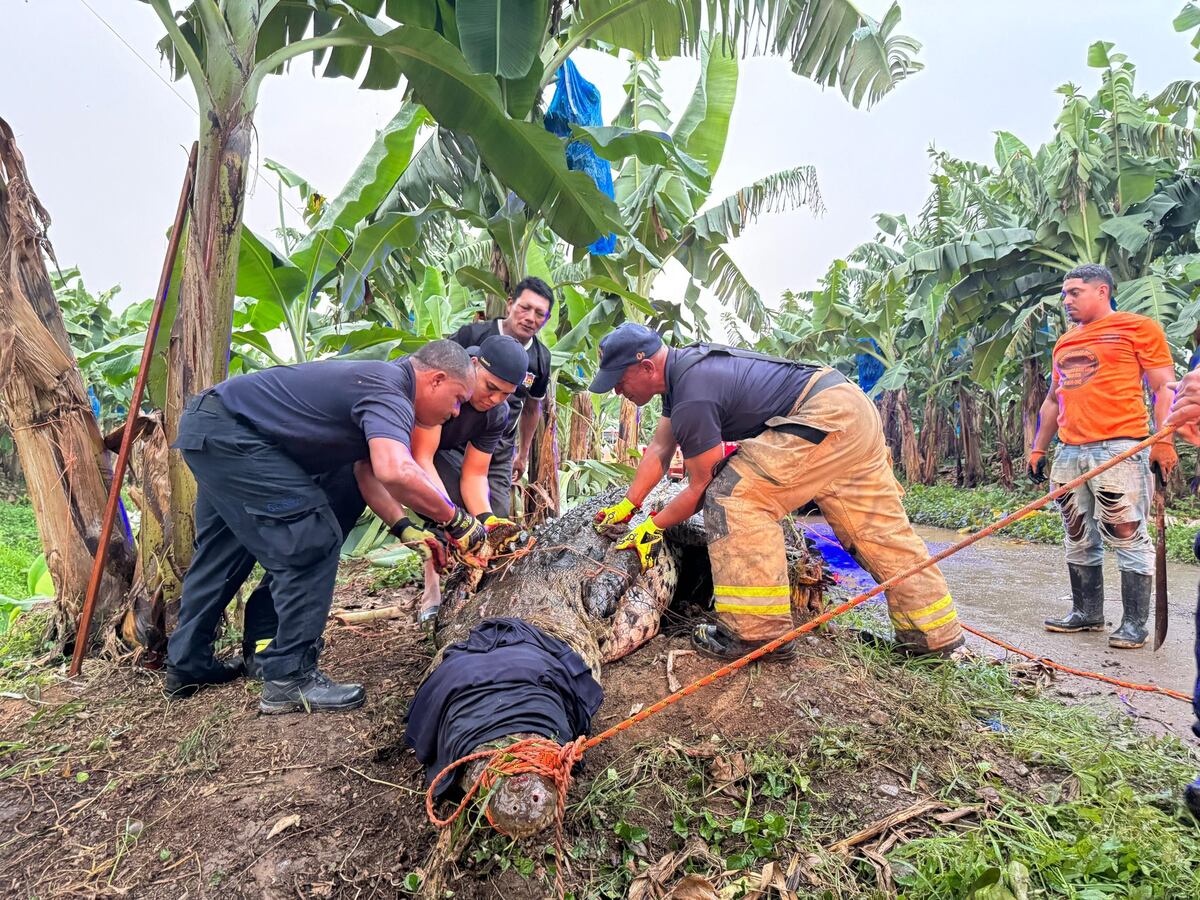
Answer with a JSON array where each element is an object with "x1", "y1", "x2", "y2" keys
[
  {"x1": 166, "y1": 393, "x2": 364, "y2": 681},
  {"x1": 434, "y1": 434, "x2": 516, "y2": 517}
]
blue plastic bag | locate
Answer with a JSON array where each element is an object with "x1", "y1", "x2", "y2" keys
[{"x1": 544, "y1": 59, "x2": 615, "y2": 255}]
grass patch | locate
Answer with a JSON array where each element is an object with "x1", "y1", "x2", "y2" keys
[
  {"x1": 0, "y1": 500, "x2": 41, "y2": 600},
  {"x1": 901, "y1": 483, "x2": 1200, "y2": 564},
  {"x1": 495, "y1": 637, "x2": 1200, "y2": 898}
]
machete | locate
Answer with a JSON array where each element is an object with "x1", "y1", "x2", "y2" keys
[{"x1": 1153, "y1": 469, "x2": 1168, "y2": 650}]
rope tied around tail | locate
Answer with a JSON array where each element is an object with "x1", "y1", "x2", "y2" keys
[{"x1": 426, "y1": 735, "x2": 585, "y2": 898}]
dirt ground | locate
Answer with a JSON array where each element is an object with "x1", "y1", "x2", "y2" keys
[{"x1": 0, "y1": 570, "x2": 1172, "y2": 899}]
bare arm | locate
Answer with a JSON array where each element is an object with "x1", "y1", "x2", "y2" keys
[
  {"x1": 459, "y1": 445, "x2": 494, "y2": 516},
  {"x1": 1167, "y1": 369, "x2": 1200, "y2": 444},
  {"x1": 366, "y1": 437, "x2": 455, "y2": 523},
  {"x1": 410, "y1": 425, "x2": 450, "y2": 497},
  {"x1": 513, "y1": 400, "x2": 540, "y2": 476},
  {"x1": 1145, "y1": 365, "x2": 1176, "y2": 441},
  {"x1": 625, "y1": 416, "x2": 678, "y2": 507},
  {"x1": 1031, "y1": 368, "x2": 1061, "y2": 453},
  {"x1": 648, "y1": 444, "x2": 727, "y2": 529}
]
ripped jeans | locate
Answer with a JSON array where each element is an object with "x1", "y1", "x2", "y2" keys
[{"x1": 1050, "y1": 439, "x2": 1153, "y2": 575}]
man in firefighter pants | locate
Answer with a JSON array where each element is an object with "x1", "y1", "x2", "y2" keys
[{"x1": 589, "y1": 323, "x2": 964, "y2": 660}]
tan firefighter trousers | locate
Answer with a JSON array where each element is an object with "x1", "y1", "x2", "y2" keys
[{"x1": 702, "y1": 371, "x2": 963, "y2": 653}]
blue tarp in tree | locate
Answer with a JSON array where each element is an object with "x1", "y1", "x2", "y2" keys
[
  {"x1": 855, "y1": 338, "x2": 884, "y2": 394},
  {"x1": 544, "y1": 60, "x2": 616, "y2": 256}
]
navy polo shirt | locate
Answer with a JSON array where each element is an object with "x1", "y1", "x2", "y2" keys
[
  {"x1": 213, "y1": 358, "x2": 416, "y2": 474},
  {"x1": 662, "y1": 347, "x2": 818, "y2": 458},
  {"x1": 438, "y1": 401, "x2": 509, "y2": 455}
]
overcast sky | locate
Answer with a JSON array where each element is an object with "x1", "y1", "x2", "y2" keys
[{"x1": 5, "y1": 1, "x2": 1199, "y2": 333}]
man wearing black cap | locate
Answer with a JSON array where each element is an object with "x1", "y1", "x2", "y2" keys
[
  {"x1": 164, "y1": 340, "x2": 489, "y2": 713},
  {"x1": 589, "y1": 323, "x2": 964, "y2": 662},
  {"x1": 448, "y1": 277, "x2": 554, "y2": 517},
  {"x1": 407, "y1": 335, "x2": 526, "y2": 624}
]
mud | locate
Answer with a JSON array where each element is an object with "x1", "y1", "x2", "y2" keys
[{"x1": 807, "y1": 519, "x2": 1198, "y2": 737}]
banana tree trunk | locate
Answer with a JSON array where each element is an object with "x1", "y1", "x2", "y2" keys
[
  {"x1": 0, "y1": 120, "x2": 134, "y2": 648},
  {"x1": 567, "y1": 392, "x2": 595, "y2": 461},
  {"x1": 486, "y1": 242, "x2": 510, "y2": 319},
  {"x1": 1022, "y1": 358, "x2": 1048, "y2": 458},
  {"x1": 958, "y1": 384, "x2": 985, "y2": 488},
  {"x1": 879, "y1": 388, "x2": 920, "y2": 483},
  {"x1": 132, "y1": 76, "x2": 254, "y2": 654},
  {"x1": 993, "y1": 398, "x2": 1014, "y2": 490},
  {"x1": 918, "y1": 393, "x2": 943, "y2": 486},
  {"x1": 614, "y1": 398, "x2": 640, "y2": 464},
  {"x1": 522, "y1": 377, "x2": 560, "y2": 526}
]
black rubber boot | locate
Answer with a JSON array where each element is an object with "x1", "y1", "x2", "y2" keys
[
  {"x1": 691, "y1": 623, "x2": 795, "y2": 661},
  {"x1": 259, "y1": 669, "x2": 366, "y2": 714},
  {"x1": 163, "y1": 657, "x2": 244, "y2": 699},
  {"x1": 1109, "y1": 570, "x2": 1150, "y2": 649},
  {"x1": 1044, "y1": 563, "x2": 1105, "y2": 633}
]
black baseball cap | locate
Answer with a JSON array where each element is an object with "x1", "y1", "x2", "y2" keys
[
  {"x1": 467, "y1": 334, "x2": 527, "y2": 387},
  {"x1": 588, "y1": 323, "x2": 664, "y2": 393}
]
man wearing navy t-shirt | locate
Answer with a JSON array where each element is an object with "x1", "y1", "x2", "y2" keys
[
  {"x1": 165, "y1": 341, "x2": 488, "y2": 713},
  {"x1": 589, "y1": 323, "x2": 964, "y2": 662}
]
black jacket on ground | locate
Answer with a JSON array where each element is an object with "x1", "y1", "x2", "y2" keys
[{"x1": 405, "y1": 618, "x2": 604, "y2": 796}]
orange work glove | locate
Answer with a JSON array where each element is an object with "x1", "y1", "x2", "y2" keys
[
  {"x1": 1027, "y1": 450, "x2": 1047, "y2": 484},
  {"x1": 1150, "y1": 441, "x2": 1178, "y2": 482}
]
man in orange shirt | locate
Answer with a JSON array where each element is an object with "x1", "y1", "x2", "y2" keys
[{"x1": 1029, "y1": 264, "x2": 1177, "y2": 649}]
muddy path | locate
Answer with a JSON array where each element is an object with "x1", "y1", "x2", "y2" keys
[{"x1": 807, "y1": 519, "x2": 1199, "y2": 738}]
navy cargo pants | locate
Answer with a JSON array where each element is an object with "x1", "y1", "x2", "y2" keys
[
  {"x1": 166, "y1": 393, "x2": 365, "y2": 682},
  {"x1": 434, "y1": 435, "x2": 515, "y2": 516}
]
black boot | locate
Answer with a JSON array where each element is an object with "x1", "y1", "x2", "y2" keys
[
  {"x1": 691, "y1": 623, "x2": 796, "y2": 661},
  {"x1": 163, "y1": 656, "x2": 245, "y2": 699},
  {"x1": 1109, "y1": 570, "x2": 1150, "y2": 649},
  {"x1": 259, "y1": 669, "x2": 366, "y2": 714},
  {"x1": 242, "y1": 640, "x2": 265, "y2": 681},
  {"x1": 1044, "y1": 564, "x2": 1105, "y2": 633}
]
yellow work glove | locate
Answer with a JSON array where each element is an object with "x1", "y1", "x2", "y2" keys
[
  {"x1": 594, "y1": 496, "x2": 639, "y2": 532},
  {"x1": 442, "y1": 505, "x2": 488, "y2": 563},
  {"x1": 389, "y1": 518, "x2": 448, "y2": 571},
  {"x1": 615, "y1": 515, "x2": 664, "y2": 572},
  {"x1": 482, "y1": 512, "x2": 519, "y2": 552}
]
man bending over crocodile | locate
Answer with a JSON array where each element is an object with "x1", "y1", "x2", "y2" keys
[
  {"x1": 588, "y1": 323, "x2": 965, "y2": 661},
  {"x1": 409, "y1": 334, "x2": 526, "y2": 626}
]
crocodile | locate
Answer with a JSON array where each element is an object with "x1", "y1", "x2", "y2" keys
[{"x1": 409, "y1": 484, "x2": 825, "y2": 835}]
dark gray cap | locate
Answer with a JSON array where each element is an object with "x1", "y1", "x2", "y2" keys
[
  {"x1": 467, "y1": 334, "x2": 528, "y2": 386},
  {"x1": 588, "y1": 323, "x2": 664, "y2": 393}
]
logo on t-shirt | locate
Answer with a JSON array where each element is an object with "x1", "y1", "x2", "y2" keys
[
  {"x1": 1057, "y1": 347, "x2": 1100, "y2": 390},
  {"x1": 523, "y1": 371, "x2": 535, "y2": 389}
]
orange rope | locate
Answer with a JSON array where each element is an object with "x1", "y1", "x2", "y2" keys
[
  {"x1": 425, "y1": 736, "x2": 584, "y2": 898},
  {"x1": 961, "y1": 623, "x2": 1191, "y2": 701},
  {"x1": 425, "y1": 426, "x2": 1191, "y2": 895}
]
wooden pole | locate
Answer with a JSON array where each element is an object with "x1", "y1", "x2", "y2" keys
[{"x1": 69, "y1": 143, "x2": 197, "y2": 677}]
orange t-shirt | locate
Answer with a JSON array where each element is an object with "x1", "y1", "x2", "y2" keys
[{"x1": 1052, "y1": 311, "x2": 1173, "y2": 445}]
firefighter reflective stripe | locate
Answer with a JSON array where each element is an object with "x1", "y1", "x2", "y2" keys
[
  {"x1": 714, "y1": 584, "x2": 790, "y2": 597},
  {"x1": 715, "y1": 602, "x2": 793, "y2": 615},
  {"x1": 714, "y1": 584, "x2": 791, "y2": 616},
  {"x1": 890, "y1": 594, "x2": 957, "y2": 633}
]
